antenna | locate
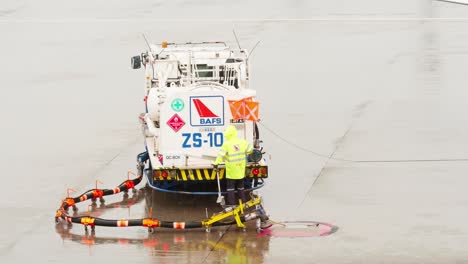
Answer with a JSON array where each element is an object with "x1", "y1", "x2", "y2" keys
[
  {"x1": 247, "y1": 41, "x2": 261, "y2": 60},
  {"x1": 141, "y1": 33, "x2": 155, "y2": 74},
  {"x1": 142, "y1": 33, "x2": 152, "y2": 51},
  {"x1": 233, "y1": 29, "x2": 242, "y2": 50}
]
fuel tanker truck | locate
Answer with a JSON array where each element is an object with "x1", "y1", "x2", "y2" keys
[{"x1": 130, "y1": 41, "x2": 268, "y2": 195}]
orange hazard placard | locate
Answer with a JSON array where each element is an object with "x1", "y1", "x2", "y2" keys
[
  {"x1": 228, "y1": 100, "x2": 245, "y2": 120},
  {"x1": 228, "y1": 97, "x2": 259, "y2": 121},
  {"x1": 245, "y1": 101, "x2": 259, "y2": 121}
]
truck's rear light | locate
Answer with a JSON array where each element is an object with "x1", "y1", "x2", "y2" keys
[
  {"x1": 252, "y1": 168, "x2": 259, "y2": 176},
  {"x1": 154, "y1": 171, "x2": 161, "y2": 177},
  {"x1": 261, "y1": 168, "x2": 267, "y2": 175},
  {"x1": 162, "y1": 171, "x2": 168, "y2": 178}
]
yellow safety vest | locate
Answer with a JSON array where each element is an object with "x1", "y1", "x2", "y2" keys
[{"x1": 214, "y1": 126, "x2": 253, "y2": 179}]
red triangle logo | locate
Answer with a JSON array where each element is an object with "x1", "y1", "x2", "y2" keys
[{"x1": 192, "y1": 99, "x2": 218, "y2": 118}]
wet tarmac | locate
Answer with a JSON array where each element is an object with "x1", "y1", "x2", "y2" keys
[{"x1": 2, "y1": 0, "x2": 468, "y2": 263}]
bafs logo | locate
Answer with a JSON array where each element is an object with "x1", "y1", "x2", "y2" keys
[{"x1": 189, "y1": 96, "x2": 224, "y2": 126}]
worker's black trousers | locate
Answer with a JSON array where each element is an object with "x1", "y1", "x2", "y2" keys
[{"x1": 226, "y1": 178, "x2": 245, "y2": 205}]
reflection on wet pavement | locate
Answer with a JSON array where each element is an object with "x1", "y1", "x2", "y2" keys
[
  {"x1": 55, "y1": 187, "x2": 272, "y2": 263},
  {"x1": 260, "y1": 221, "x2": 339, "y2": 237}
]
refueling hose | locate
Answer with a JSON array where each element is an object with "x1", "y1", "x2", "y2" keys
[
  {"x1": 59, "y1": 176, "x2": 142, "y2": 212},
  {"x1": 55, "y1": 165, "x2": 269, "y2": 232}
]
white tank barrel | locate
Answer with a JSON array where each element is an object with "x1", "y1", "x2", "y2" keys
[{"x1": 146, "y1": 88, "x2": 161, "y2": 121}]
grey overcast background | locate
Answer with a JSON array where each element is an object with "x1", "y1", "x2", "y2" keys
[{"x1": 1, "y1": 0, "x2": 468, "y2": 263}]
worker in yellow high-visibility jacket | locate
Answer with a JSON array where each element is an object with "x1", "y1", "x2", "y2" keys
[{"x1": 213, "y1": 125, "x2": 253, "y2": 205}]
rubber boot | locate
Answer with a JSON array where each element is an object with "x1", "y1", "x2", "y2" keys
[
  {"x1": 227, "y1": 190, "x2": 236, "y2": 206},
  {"x1": 238, "y1": 188, "x2": 246, "y2": 203},
  {"x1": 259, "y1": 212, "x2": 272, "y2": 229}
]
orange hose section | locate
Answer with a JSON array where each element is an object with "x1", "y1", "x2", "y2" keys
[
  {"x1": 117, "y1": 220, "x2": 129, "y2": 227},
  {"x1": 173, "y1": 222, "x2": 186, "y2": 229},
  {"x1": 92, "y1": 189, "x2": 104, "y2": 198},
  {"x1": 64, "y1": 198, "x2": 75, "y2": 207},
  {"x1": 55, "y1": 210, "x2": 63, "y2": 218},
  {"x1": 81, "y1": 217, "x2": 95, "y2": 226},
  {"x1": 142, "y1": 219, "x2": 159, "y2": 227},
  {"x1": 125, "y1": 180, "x2": 135, "y2": 189}
]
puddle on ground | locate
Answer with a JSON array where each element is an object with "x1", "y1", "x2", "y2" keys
[{"x1": 259, "y1": 221, "x2": 338, "y2": 237}]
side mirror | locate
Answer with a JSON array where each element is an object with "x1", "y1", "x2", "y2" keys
[{"x1": 131, "y1": 55, "x2": 141, "y2": 69}]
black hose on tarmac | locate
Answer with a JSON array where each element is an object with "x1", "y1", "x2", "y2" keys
[{"x1": 55, "y1": 165, "x2": 266, "y2": 230}]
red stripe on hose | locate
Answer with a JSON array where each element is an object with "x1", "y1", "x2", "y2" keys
[
  {"x1": 125, "y1": 181, "x2": 135, "y2": 189},
  {"x1": 173, "y1": 222, "x2": 185, "y2": 229},
  {"x1": 117, "y1": 220, "x2": 129, "y2": 227},
  {"x1": 92, "y1": 189, "x2": 103, "y2": 198}
]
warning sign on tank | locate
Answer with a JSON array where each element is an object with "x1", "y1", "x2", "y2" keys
[{"x1": 167, "y1": 114, "x2": 185, "y2": 132}]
